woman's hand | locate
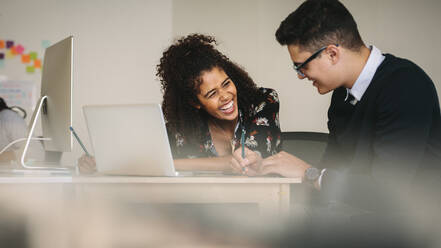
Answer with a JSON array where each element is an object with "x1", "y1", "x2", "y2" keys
[
  {"x1": 78, "y1": 154, "x2": 97, "y2": 174},
  {"x1": 231, "y1": 147, "x2": 263, "y2": 176},
  {"x1": 0, "y1": 150, "x2": 16, "y2": 163}
]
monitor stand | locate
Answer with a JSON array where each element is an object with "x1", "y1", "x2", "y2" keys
[
  {"x1": 45, "y1": 150, "x2": 63, "y2": 163},
  {"x1": 19, "y1": 96, "x2": 70, "y2": 171}
]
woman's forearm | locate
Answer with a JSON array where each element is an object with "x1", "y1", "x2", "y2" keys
[{"x1": 174, "y1": 156, "x2": 233, "y2": 172}]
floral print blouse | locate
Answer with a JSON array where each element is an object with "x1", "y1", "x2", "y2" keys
[{"x1": 168, "y1": 88, "x2": 282, "y2": 159}]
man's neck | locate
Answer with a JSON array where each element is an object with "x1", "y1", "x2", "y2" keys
[{"x1": 343, "y1": 45, "x2": 371, "y2": 89}]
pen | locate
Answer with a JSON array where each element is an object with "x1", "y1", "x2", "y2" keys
[
  {"x1": 241, "y1": 129, "x2": 246, "y2": 172},
  {"x1": 241, "y1": 130, "x2": 245, "y2": 159},
  {"x1": 69, "y1": 126, "x2": 90, "y2": 156}
]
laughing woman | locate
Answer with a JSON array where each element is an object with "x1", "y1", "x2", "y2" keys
[
  {"x1": 78, "y1": 34, "x2": 282, "y2": 174},
  {"x1": 158, "y1": 34, "x2": 282, "y2": 173}
]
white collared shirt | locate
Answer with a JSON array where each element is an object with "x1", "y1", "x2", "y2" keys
[
  {"x1": 319, "y1": 46, "x2": 385, "y2": 189},
  {"x1": 345, "y1": 45, "x2": 385, "y2": 105}
]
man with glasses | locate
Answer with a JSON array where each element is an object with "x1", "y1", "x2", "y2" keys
[{"x1": 232, "y1": 0, "x2": 441, "y2": 215}]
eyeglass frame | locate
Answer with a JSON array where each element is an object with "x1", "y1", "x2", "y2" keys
[{"x1": 293, "y1": 44, "x2": 339, "y2": 77}]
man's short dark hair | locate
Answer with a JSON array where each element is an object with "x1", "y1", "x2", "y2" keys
[{"x1": 275, "y1": 0, "x2": 364, "y2": 52}]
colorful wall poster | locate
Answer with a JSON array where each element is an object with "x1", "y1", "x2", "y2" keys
[{"x1": 0, "y1": 38, "x2": 50, "y2": 74}]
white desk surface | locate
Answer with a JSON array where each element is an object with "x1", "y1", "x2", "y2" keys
[
  {"x1": 0, "y1": 175, "x2": 302, "y2": 184},
  {"x1": 0, "y1": 174, "x2": 301, "y2": 217}
]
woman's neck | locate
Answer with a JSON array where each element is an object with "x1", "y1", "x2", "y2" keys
[
  {"x1": 207, "y1": 116, "x2": 239, "y2": 156},
  {"x1": 208, "y1": 116, "x2": 238, "y2": 134}
]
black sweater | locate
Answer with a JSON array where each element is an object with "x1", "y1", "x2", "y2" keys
[{"x1": 319, "y1": 54, "x2": 441, "y2": 211}]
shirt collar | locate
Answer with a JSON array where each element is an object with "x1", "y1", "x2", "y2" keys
[{"x1": 346, "y1": 45, "x2": 385, "y2": 102}]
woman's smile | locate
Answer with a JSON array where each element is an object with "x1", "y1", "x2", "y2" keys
[{"x1": 219, "y1": 100, "x2": 235, "y2": 114}]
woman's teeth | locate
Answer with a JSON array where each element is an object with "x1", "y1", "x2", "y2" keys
[{"x1": 220, "y1": 101, "x2": 234, "y2": 112}]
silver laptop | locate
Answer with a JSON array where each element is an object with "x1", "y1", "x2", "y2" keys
[{"x1": 83, "y1": 104, "x2": 177, "y2": 176}]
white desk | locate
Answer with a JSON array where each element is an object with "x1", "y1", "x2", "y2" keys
[{"x1": 0, "y1": 175, "x2": 301, "y2": 216}]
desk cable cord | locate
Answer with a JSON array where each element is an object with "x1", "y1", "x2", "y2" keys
[{"x1": 0, "y1": 137, "x2": 51, "y2": 155}]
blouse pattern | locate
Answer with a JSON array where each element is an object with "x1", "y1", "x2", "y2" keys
[{"x1": 168, "y1": 88, "x2": 282, "y2": 159}]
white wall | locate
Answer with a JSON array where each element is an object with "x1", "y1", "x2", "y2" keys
[
  {"x1": 0, "y1": 0, "x2": 172, "y2": 163},
  {"x1": 173, "y1": 0, "x2": 441, "y2": 133},
  {"x1": 1, "y1": 0, "x2": 440, "y2": 164},
  {"x1": 173, "y1": 0, "x2": 328, "y2": 134}
]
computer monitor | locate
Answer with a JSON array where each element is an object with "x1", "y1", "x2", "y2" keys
[{"x1": 20, "y1": 36, "x2": 73, "y2": 169}]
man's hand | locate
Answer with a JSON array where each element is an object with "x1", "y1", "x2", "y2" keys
[
  {"x1": 260, "y1": 151, "x2": 311, "y2": 178},
  {"x1": 231, "y1": 147, "x2": 262, "y2": 176}
]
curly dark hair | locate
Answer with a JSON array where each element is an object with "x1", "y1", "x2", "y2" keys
[
  {"x1": 156, "y1": 34, "x2": 264, "y2": 143},
  {"x1": 0, "y1": 97, "x2": 26, "y2": 118},
  {"x1": 0, "y1": 97, "x2": 8, "y2": 112}
]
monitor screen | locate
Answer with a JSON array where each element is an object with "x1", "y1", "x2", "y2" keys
[
  {"x1": 40, "y1": 36, "x2": 73, "y2": 153},
  {"x1": 20, "y1": 36, "x2": 73, "y2": 168}
]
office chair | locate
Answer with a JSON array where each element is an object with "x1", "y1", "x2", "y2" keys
[
  {"x1": 281, "y1": 131, "x2": 328, "y2": 166},
  {"x1": 281, "y1": 132, "x2": 329, "y2": 211}
]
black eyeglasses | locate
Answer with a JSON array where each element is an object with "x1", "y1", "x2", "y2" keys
[{"x1": 293, "y1": 44, "x2": 339, "y2": 77}]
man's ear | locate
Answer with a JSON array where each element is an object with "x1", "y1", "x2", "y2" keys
[{"x1": 326, "y1": 44, "x2": 340, "y2": 64}]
